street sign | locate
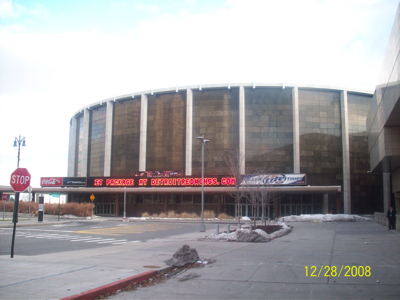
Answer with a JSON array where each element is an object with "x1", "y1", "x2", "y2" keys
[
  {"x1": 50, "y1": 193, "x2": 60, "y2": 198},
  {"x1": 2, "y1": 194, "x2": 6, "y2": 201},
  {"x1": 90, "y1": 194, "x2": 95, "y2": 201},
  {"x1": 10, "y1": 168, "x2": 31, "y2": 192}
]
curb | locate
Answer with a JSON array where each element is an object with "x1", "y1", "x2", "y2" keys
[{"x1": 60, "y1": 270, "x2": 159, "y2": 300}]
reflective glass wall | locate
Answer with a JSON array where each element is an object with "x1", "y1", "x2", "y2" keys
[
  {"x1": 348, "y1": 93, "x2": 383, "y2": 213},
  {"x1": 299, "y1": 89, "x2": 343, "y2": 186},
  {"x1": 146, "y1": 93, "x2": 186, "y2": 171},
  {"x1": 192, "y1": 89, "x2": 240, "y2": 175},
  {"x1": 245, "y1": 87, "x2": 293, "y2": 173},
  {"x1": 88, "y1": 106, "x2": 106, "y2": 176},
  {"x1": 111, "y1": 99, "x2": 141, "y2": 175},
  {"x1": 75, "y1": 114, "x2": 84, "y2": 176}
]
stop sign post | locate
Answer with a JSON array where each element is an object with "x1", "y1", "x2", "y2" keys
[
  {"x1": 2, "y1": 194, "x2": 6, "y2": 221},
  {"x1": 9, "y1": 168, "x2": 31, "y2": 258}
]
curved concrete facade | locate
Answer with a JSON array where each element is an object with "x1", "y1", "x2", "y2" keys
[{"x1": 68, "y1": 83, "x2": 383, "y2": 215}]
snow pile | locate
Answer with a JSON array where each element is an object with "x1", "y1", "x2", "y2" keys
[
  {"x1": 205, "y1": 223, "x2": 292, "y2": 242},
  {"x1": 206, "y1": 230, "x2": 238, "y2": 242},
  {"x1": 270, "y1": 222, "x2": 292, "y2": 239},
  {"x1": 165, "y1": 245, "x2": 200, "y2": 267},
  {"x1": 236, "y1": 229, "x2": 271, "y2": 242},
  {"x1": 280, "y1": 214, "x2": 373, "y2": 222}
]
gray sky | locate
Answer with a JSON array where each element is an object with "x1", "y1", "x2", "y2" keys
[{"x1": 0, "y1": 0, "x2": 398, "y2": 187}]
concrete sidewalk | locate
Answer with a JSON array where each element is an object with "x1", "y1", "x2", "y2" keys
[{"x1": 1, "y1": 221, "x2": 399, "y2": 299}]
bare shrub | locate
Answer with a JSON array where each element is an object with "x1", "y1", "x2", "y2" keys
[
  {"x1": 217, "y1": 213, "x2": 233, "y2": 220},
  {"x1": 151, "y1": 213, "x2": 159, "y2": 218},
  {"x1": 0, "y1": 200, "x2": 38, "y2": 215},
  {"x1": 167, "y1": 210, "x2": 180, "y2": 218},
  {"x1": 17, "y1": 201, "x2": 38, "y2": 215},
  {"x1": 44, "y1": 203, "x2": 59, "y2": 215},
  {"x1": 203, "y1": 210, "x2": 216, "y2": 219},
  {"x1": 0, "y1": 201, "x2": 12, "y2": 212},
  {"x1": 54, "y1": 203, "x2": 94, "y2": 217},
  {"x1": 142, "y1": 212, "x2": 150, "y2": 217},
  {"x1": 158, "y1": 212, "x2": 167, "y2": 218},
  {"x1": 180, "y1": 212, "x2": 190, "y2": 218},
  {"x1": 181, "y1": 212, "x2": 199, "y2": 219}
]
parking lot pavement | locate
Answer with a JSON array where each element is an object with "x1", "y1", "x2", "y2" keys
[
  {"x1": 108, "y1": 222, "x2": 400, "y2": 300},
  {"x1": 1, "y1": 220, "x2": 399, "y2": 299}
]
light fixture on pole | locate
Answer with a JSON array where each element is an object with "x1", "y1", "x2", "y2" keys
[
  {"x1": 197, "y1": 135, "x2": 209, "y2": 232},
  {"x1": 13, "y1": 134, "x2": 26, "y2": 168}
]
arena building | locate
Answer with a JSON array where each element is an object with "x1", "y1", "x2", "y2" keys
[{"x1": 48, "y1": 82, "x2": 381, "y2": 218}]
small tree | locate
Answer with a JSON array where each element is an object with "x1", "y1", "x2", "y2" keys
[
  {"x1": 242, "y1": 169, "x2": 281, "y2": 226},
  {"x1": 223, "y1": 149, "x2": 245, "y2": 225}
]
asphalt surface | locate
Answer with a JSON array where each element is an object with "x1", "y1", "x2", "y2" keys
[
  {"x1": 0, "y1": 215, "x2": 202, "y2": 256},
  {"x1": 0, "y1": 215, "x2": 399, "y2": 299}
]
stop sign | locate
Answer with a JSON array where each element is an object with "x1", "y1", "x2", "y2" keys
[{"x1": 10, "y1": 168, "x2": 31, "y2": 192}]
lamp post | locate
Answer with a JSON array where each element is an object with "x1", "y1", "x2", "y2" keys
[
  {"x1": 13, "y1": 134, "x2": 26, "y2": 168},
  {"x1": 123, "y1": 187, "x2": 127, "y2": 222},
  {"x1": 197, "y1": 135, "x2": 209, "y2": 232},
  {"x1": 11, "y1": 134, "x2": 26, "y2": 258}
]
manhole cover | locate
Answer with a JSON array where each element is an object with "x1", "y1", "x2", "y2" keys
[{"x1": 143, "y1": 265, "x2": 161, "y2": 269}]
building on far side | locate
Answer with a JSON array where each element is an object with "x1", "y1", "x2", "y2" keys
[
  {"x1": 56, "y1": 83, "x2": 382, "y2": 218},
  {"x1": 367, "y1": 2, "x2": 400, "y2": 215}
]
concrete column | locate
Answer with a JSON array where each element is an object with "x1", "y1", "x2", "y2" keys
[
  {"x1": 104, "y1": 101, "x2": 114, "y2": 176},
  {"x1": 340, "y1": 90, "x2": 351, "y2": 214},
  {"x1": 67, "y1": 117, "x2": 78, "y2": 176},
  {"x1": 323, "y1": 194, "x2": 329, "y2": 214},
  {"x1": 139, "y1": 94, "x2": 148, "y2": 171},
  {"x1": 383, "y1": 173, "x2": 391, "y2": 213},
  {"x1": 81, "y1": 108, "x2": 90, "y2": 177},
  {"x1": 185, "y1": 89, "x2": 193, "y2": 176},
  {"x1": 292, "y1": 86, "x2": 300, "y2": 173},
  {"x1": 383, "y1": 157, "x2": 391, "y2": 213},
  {"x1": 239, "y1": 86, "x2": 245, "y2": 174}
]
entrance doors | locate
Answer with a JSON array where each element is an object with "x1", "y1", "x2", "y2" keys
[
  {"x1": 279, "y1": 194, "x2": 322, "y2": 217},
  {"x1": 236, "y1": 204, "x2": 258, "y2": 218}
]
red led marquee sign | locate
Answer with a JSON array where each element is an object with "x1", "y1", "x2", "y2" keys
[{"x1": 87, "y1": 176, "x2": 236, "y2": 188}]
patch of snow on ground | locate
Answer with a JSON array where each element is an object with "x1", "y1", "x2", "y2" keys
[
  {"x1": 206, "y1": 230, "x2": 238, "y2": 242},
  {"x1": 280, "y1": 214, "x2": 373, "y2": 222},
  {"x1": 206, "y1": 222, "x2": 292, "y2": 242},
  {"x1": 270, "y1": 222, "x2": 292, "y2": 239}
]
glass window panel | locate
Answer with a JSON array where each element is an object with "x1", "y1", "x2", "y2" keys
[
  {"x1": 245, "y1": 87, "x2": 294, "y2": 173},
  {"x1": 146, "y1": 93, "x2": 186, "y2": 171},
  {"x1": 192, "y1": 89, "x2": 240, "y2": 175},
  {"x1": 111, "y1": 99, "x2": 141, "y2": 175}
]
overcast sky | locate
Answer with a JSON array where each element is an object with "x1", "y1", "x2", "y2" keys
[{"x1": 0, "y1": 0, "x2": 398, "y2": 187}]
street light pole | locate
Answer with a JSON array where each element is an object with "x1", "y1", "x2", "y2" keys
[
  {"x1": 197, "y1": 135, "x2": 209, "y2": 232},
  {"x1": 11, "y1": 134, "x2": 25, "y2": 258},
  {"x1": 13, "y1": 134, "x2": 26, "y2": 168},
  {"x1": 123, "y1": 187, "x2": 127, "y2": 222}
]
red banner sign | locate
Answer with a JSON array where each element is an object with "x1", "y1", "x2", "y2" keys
[
  {"x1": 87, "y1": 176, "x2": 236, "y2": 188},
  {"x1": 41, "y1": 177, "x2": 63, "y2": 187}
]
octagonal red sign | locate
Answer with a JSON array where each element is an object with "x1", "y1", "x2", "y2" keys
[{"x1": 10, "y1": 168, "x2": 31, "y2": 192}]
